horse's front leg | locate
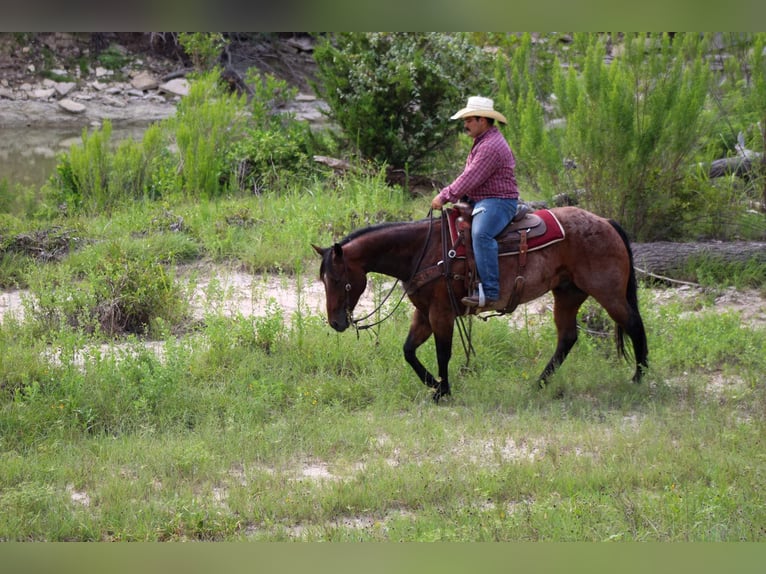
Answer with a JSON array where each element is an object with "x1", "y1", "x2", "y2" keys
[{"x1": 403, "y1": 308, "x2": 451, "y2": 402}]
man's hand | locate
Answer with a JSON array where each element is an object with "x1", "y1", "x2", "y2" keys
[{"x1": 431, "y1": 194, "x2": 446, "y2": 210}]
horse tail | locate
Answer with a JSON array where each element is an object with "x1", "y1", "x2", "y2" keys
[{"x1": 608, "y1": 220, "x2": 648, "y2": 370}]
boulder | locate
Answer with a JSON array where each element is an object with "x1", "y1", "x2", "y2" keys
[
  {"x1": 131, "y1": 71, "x2": 159, "y2": 91},
  {"x1": 54, "y1": 82, "x2": 77, "y2": 97},
  {"x1": 33, "y1": 88, "x2": 56, "y2": 100},
  {"x1": 158, "y1": 78, "x2": 189, "y2": 97},
  {"x1": 58, "y1": 99, "x2": 86, "y2": 114}
]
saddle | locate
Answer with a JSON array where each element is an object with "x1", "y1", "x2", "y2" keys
[
  {"x1": 405, "y1": 203, "x2": 565, "y2": 312},
  {"x1": 444, "y1": 202, "x2": 564, "y2": 315},
  {"x1": 447, "y1": 202, "x2": 548, "y2": 257}
]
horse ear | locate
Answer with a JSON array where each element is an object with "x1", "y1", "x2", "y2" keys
[
  {"x1": 332, "y1": 243, "x2": 343, "y2": 258},
  {"x1": 311, "y1": 244, "x2": 325, "y2": 257}
]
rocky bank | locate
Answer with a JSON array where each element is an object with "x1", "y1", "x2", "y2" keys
[{"x1": 0, "y1": 32, "x2": 326, "y2": 130}]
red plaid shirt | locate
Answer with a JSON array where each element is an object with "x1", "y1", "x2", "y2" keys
[{"x1": 438, "y1": 126, "x2": 518, "y2": 204}]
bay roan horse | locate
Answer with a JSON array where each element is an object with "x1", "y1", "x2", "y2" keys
[{"x1": 312, "y1": 205, "x2": 648, "y2": 402}]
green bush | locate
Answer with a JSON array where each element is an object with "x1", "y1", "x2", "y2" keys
[
  {"x1": 170, "y1": 71, "x2": 249, "y2": 200},
  {"x1": 493, "y1": 33, "x2": 566, "y2": 199},
  {"x1": 178, "y1": 32, "x2": 228, "y2": 72},
  {"x1": 223, "y1": 72, "x2": 316, "y2": 193},
  {"x1": 48, "y1": 121, "x2": 171, "y2": 213},
  {"x1": 26, "y1": 239, "x2": 187, "y2": 338},
  {"x1": 550, "y1": 33, "x2": 712, "y2": 240},
  {"x1": 313, "y1": 32, "x2": 494, "y2": 171}
]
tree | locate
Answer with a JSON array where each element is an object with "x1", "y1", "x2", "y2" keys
[
  {"x1": 550, "y1": 33, "x2": 712, "y2": 240},
  {"x1": 313, "y1": 33, "x2": 494, "y2": 174}
]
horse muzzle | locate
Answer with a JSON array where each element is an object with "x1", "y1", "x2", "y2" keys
[{"x1": 329, "y1": 316, "x2": 350, "y2": 332}]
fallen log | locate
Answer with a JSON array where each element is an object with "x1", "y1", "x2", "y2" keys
[{"x1": 632, "y1": 241, "x2": 766, "y2": 281}]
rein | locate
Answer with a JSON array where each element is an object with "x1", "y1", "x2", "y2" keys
[
  {"x1": 439, "y1": 209, "x2": 476, "y2": 365},
  {"x1": 348, "y1": 209, "x2": 475, "y2": 367},
  {"x1": 349, "y1": 210, "x2": 436, "y2": 333}
]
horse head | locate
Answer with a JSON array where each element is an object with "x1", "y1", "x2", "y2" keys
[{"x1": 312, "y1": 242, "x2": 368, "y2": 332}]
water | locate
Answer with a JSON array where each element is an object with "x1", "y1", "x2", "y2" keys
[{"x1": 0, "y1": 124, "x2": 149, "y2": 189}]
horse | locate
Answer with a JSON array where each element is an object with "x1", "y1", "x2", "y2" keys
[{"x1": 312, "y1": 205, "x2": 648, "y2": 402}]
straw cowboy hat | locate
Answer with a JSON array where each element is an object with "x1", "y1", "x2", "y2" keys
[{"x1": 450, "y1": 96, "x2": 507, "y2": 124}]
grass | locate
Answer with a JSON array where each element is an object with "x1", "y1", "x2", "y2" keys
[
  {"x1": 1, "y1": 265, "x2": 765, "y2": 540},
  {"x1": 1, "y1": 176, "x2": 765, "y2": 541}
]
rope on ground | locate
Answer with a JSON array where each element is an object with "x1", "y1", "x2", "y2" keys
[{"x1": 634, "y1": 266, "x2": 702, "y2": 288}]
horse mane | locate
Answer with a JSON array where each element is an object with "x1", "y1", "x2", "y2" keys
[{"x1": 339, "y1": 218, "x2": 430, "y2": 246}]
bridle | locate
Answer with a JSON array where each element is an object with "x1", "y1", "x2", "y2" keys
[
  {"x1": 331, "y1": 210, "x2": 475, "y2": 366},
  {"x1": 333, "y1": 211, "x2": 437, "y2": 335}
]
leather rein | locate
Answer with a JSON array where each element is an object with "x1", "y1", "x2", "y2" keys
[
  {"x1": 348, "y1": 210, "x2": 436, "y2": 333},
  {"x1": 347, "y1": 210, "x2": 475, "y2": 365}
]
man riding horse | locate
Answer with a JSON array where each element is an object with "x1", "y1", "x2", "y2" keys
[{"x1": 430, "y1": 96, "x2": 518, "y2": 311}]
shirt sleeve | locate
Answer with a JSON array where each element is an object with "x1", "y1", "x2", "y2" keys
[{"x1": 438, "y1": 142, "x2": 501, "y2": 203}]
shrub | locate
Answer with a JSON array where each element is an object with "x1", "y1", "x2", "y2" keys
[
  {"x1": 26, "y1": 240, "x2": 187, "y2": 338},
  {"x1": 223, "y1": 72, "x2": 316, "y2": 194},
  {"x1": 48, "y1": 121, "x2": 171, "y2": 213},
  {"x1": 550, "y1": 33, "x2": 712, "y2": 240},
  {"x1": 169, "y1": 70, "x2": 249, "y2": 200},
  {"x1": 313, "y1": 32, "x2": 494, "y2": 171}
]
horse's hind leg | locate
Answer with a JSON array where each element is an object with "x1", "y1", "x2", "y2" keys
[
  {"x1": 539, "y1": 284, "x2": 588, "y2": 385},
  {"x1": 591, "y1": 292, "x2": 648, "y2": 383},
  {"x1": 403, "y1": 308, "x2": 451, "y2": 401}
]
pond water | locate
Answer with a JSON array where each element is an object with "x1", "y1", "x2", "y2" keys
[{"x1": 0, "y1": 124, "x2": 151, "y2": 189}]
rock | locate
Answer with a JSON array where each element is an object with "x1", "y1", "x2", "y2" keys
[
  {"x1": 101, "y1": 95, "x2": 126, "y2": 108},
  {"x1": 131, "y1": 71, "x2": 159, "y2": 91},
  {"x1": 54, "y1": 82, "x2": 77, "y2": 97},
  {"x1": 158, "y1": 78, "x2": 189, "y2": 97},
  {"x1": 286, "y1": 37, "x2": 315, "y2": 52},
  {"x1": 58, "y1": 99, "x2": 86, "y2": 114},
  {"x1": 0, "y1": 87, "x2": 13, "y2": 100},
  {"x1": 33, "y1": 88, "x2": 56, "y2": 100}
]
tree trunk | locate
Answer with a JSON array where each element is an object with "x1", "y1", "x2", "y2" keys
[{"x1": 632, "y1": 241, "x2": 766, "y2": 280}]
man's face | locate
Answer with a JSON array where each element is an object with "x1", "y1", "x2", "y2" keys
[{"x1": 463, "y1": 116, "x2": 487, "y2": 139}]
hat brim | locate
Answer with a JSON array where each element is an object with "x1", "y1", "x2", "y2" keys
[{"x1": 450, "y1": 107, "x2": 507, "y2": 124}]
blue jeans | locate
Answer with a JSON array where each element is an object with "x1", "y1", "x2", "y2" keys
[{"x1": 471, "y1": 198, "x2": 518, "y2": 300}]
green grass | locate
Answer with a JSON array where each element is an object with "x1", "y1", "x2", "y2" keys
[
  {"x1": 1, "y1": 267, "x2": 765, "y2": 540},
  {"x1": 1, "y1": 173, "x2": 765, "y2": 541}
]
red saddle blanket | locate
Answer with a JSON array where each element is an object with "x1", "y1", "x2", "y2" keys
[{"x1": 447, "y1": 208, "x2": 566, "y2": 258}]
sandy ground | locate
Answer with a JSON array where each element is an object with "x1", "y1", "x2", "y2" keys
[{"x1": 2, "y1": 265, "x2": 765, "y2": 330}]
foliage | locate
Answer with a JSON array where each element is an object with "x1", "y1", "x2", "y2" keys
[
  {"x1": 222, "y1": 71, "x2": 317, "y2": 194},
  {"x1": 24, "y1": 239, "x2": 187, "y2": 338},
  {"x1": 168, "y1": 71, "x2": 249, "y2": 200},
  {"x1": 313, "y1": 32, "x2": 494, "y2": 171},
  {"x1": 707, "y1": 33, "x2": 766, "y2": 212},
  {"x1": 177, "y1": 32, "x2": 228, "y2": 72},
  {"x1": 547, "y1": 33, "x2": 712, "y2": 240},
  {"x1": 46, "y1": 68, "x2": 325, "y2": 211},
  {"x1": 493, "y1": 33, "x2": 565, "y2": 199},
  {"x1": 95, "y1": 43, "x2": 131, "y2": 72},
  {"x1": 47, "y1": 120, "x2": 171, "y2": 213}
]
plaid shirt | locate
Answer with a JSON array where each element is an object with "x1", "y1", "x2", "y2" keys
[{"x1": 438, "y1": 126, "x2": 518, "y2": 204}]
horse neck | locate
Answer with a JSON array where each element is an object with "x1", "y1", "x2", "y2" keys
[{"x1": 346, "y1": 220, "x2": 436, "y2": 281}]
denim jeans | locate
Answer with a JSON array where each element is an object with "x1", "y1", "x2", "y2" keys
[{"x1": 471, "y1": 198, "x2": 518, "y2": 300}]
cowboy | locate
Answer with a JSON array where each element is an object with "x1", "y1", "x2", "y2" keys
[{"x1": 431, "y1": 96, "x2": 519, "y2": 310}]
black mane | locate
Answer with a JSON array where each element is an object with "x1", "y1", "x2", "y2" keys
[{"x1": 340, "y1": 218, "x2": 431, "y2": 246}]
